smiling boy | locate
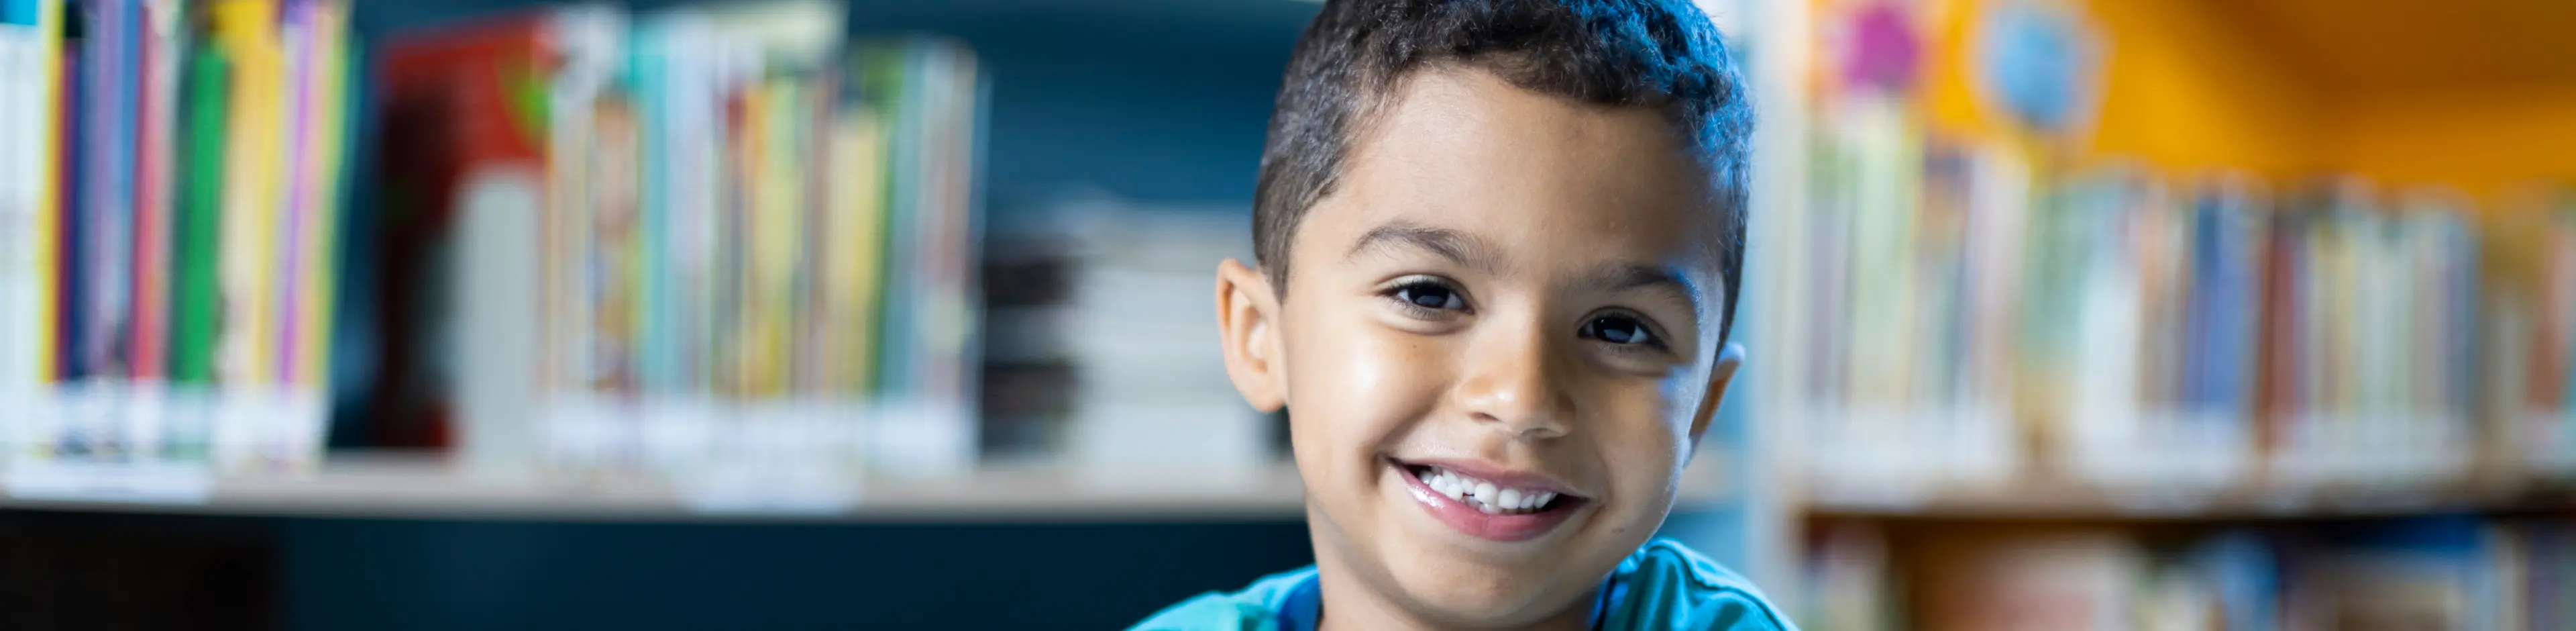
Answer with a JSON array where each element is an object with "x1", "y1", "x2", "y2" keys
[{"x1": 1132, "y1": 0, "x2": 1786, "y2": 630}]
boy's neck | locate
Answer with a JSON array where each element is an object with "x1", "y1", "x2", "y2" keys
[{"x1": 1309, "y1": 553, "x2": 1597, "y2": 631}]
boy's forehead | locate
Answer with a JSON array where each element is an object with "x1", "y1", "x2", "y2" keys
[{"x1": 1311, "y1": 67, "x2": 1727, "y2": 289}]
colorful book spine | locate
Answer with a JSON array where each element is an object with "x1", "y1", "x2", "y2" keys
[
  {"x1": 590, "y1": 95, "x2": 641, "y2": 395},
  {"x1": 76, "y1": 0, "x2": 138, "y2": 387},
  {"x1": 54, "y1": 6, "x2": 84, "y2": 385},
  {"x1": 1, "y1": 0, "x2": 67, "y2": 458},
  {"x1": 547, "y1": 5, "x2": 622, "y2": 401},
  {"x1": 274, "y1": 0, "x2": 311, "y2": 387},
  {"x1": 170, "y1": 30, "x2": 224, "y2": 387},
  {"x1": 54, "y1": 17, "x2": 80, "y2": 390},
  {"x1": 128, "y1": 0, "x2": 177, "y2": 389},
  {"x1": 299, "y1": 0, "x2": 349, "y2": 399},
  {"x1": 208, "y1": 0, "x2": 277, "y2": 391},
  {"x1": 632, "y1": 14, "x2": 682, "y2": 396},
  {"x1": 2556, "y1": 203, "x2": 2576, "y2": 426},
  {"x1": 820, "y1": 85, "x2": 887, "y2": 396}
]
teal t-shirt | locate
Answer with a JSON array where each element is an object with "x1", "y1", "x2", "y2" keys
[{"x1": 1128, "y1": 539, "x2": 1797, "y2": 631}]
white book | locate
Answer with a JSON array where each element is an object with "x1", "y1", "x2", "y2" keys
[
  {"x1": 1, "y1": 12, "x2": 30, "y2": 395},
  {"x1": 0, "y1": 0, "x2": 61, "y2": 467}
]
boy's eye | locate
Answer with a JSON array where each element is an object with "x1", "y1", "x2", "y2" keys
[
  {"x1": 1579, "y1": 313, "x2": 1661, "y2": 348},
  {"x1": 1390, "y1": 280, "x2": 1467, "y2": 311}
]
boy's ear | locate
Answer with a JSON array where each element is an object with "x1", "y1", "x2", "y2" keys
[
  {"x1": 1216, "y1": 258, "x2": 1289, "y2": 412},
  {"x1": 1685, "y1": 342, "x2": 1747, "y2": 453}
]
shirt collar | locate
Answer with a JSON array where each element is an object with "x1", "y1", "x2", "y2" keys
[{"x1": 1275, "y1": 571, "x2": 1624, "y2": 631}]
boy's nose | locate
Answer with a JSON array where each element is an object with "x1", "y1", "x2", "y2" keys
[{"x1": 1452, "y1": 320, "x2": 1575, "y2": 440}]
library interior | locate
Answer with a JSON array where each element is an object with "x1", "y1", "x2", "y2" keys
[{"x1": 1, "y1": 0, "x2": 2574, "y2": 628}]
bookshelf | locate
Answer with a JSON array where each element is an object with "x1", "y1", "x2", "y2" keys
[
  {"x1": 0, "y1": 0, "x2": 1759, "y2": 627},
  {"x1": 1801, "y1": 477, "x2": 2576, "y2": 522},
  {"x1": 0, "y1": 449, "x2": 1735, "y2": 521},
  {"x1": 1738, "y1": 0, "x2": 2576, "y2": 628}
]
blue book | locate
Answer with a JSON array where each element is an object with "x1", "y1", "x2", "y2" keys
[
  {"x1": 74, "y1": 0, "x2": 136, "y2": 380},
  {"x1": 99, "y1": 0, "x2": 137, "y2": 378},
  {"x1": 58, "y1": 27, "x2": 85, "y2": 381},
  {"x1": 633, "y1": 17, "x2": 670, "y2": 393},
  {"x1": 2204, "y1": 187, "x2": 2257, "y2": 420}
]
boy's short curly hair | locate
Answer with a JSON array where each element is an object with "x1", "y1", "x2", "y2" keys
[{"x1": 1253, "y1": 0, "x2": 1754, "y2": 343}]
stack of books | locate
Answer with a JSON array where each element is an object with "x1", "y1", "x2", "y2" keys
[
  {"x1": 1052, "y1": 199, "x2": 1267, "y2": 490},
  {"x1": 976, "y1": 196, "x2": 1276, "y2": 481},
  {"x1": 364, "y1": 1, "x2": 986, "y2": 485},
  {"x1": 0, "y1": 0, "x2": 356, "y2": 482}
]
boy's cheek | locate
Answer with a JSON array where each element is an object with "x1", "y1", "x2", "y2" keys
[{"x1": 1282, "y1": 305, "x2": 1454, "y2": 419}]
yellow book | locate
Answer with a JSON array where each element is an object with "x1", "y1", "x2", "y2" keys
[
  {"x1": 743, "y1": 77, "x2": 806, "y2": 398},
  {"x1": 294, "y1": 1, "x2": 347, "y2": 392},
  {"x1": 22, "y1": 0, "x2": 66, "y2": 388},
  {"x1": 210, "y1": 0, "x2": 282, "y2": 387},
  {"x1": 824, "y1": 107, "x2": 888, "y2": 395}
]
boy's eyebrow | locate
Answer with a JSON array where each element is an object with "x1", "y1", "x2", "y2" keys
[
  {"x1": 1346, "y1": 221, "x2": 1496, "y2": 271},
  {"x1": 1588, "y1": 263, "x2": 1703, "y2": 308}
]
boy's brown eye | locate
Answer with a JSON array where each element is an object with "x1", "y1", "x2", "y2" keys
[
  {"x1": 1580, "y1": 313, "x2": 1662, "y2": 348},
  {"x1": 1391, "y1": 281, "x2": 1466, "y2": 311}
]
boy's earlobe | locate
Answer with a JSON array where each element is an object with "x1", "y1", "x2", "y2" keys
[
  {"x1": 1216, "y1": 259, "x2": 1289, "y2": 412},
  {"x1": 1686, "y1": 342, "x2": 1747, "y2": 452}
]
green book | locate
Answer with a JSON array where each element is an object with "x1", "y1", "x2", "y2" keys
[{"x1": 171, "y1": 44, "x2": 227, "y2": 385}]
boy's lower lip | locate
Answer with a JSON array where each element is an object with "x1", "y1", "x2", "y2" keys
[{"x1": 1392, "y1": 460, "x2": 1581, "y2": 542}]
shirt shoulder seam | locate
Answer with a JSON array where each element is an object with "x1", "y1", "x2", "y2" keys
[{"x1": 1635, "y1": 540, "x2": 1796, "y2": 630}]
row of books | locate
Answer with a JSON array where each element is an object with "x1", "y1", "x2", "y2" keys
[
  {"x1": 1803, "y1": 517, "x2": 2576, "y2": 631},
  {"x1": 2029, "y1": 173, "x2": 2491, "y2": 489},
  {"x1": 1774, "y1": 0, "x2": 2576, "y2": 499},
  {"x1": 1786, "y1": 136, "x2": 2514, "y2": 493},
  {"x1": 1772, "y1": 6, "x2": 2576, "y2": 493},
  {"x1": 2255, "y1": 183, "x2": 2485, "y2": 486},
  {"x1": 0, "y1": 0, "x2": 355, "y2": 477},
  {"x1": 364, "y1": 1, "x2": 985, "y2": 482}
]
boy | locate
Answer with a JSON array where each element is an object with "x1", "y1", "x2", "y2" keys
[{"x1": 1134, "y1": 0, "x2": 1790, "y2": 630}]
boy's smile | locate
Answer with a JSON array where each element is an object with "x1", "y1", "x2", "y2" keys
[
  {"x1": 1391, "y1": 457, "x2": 1589, "y2": 541},
  {"x1": 1217, "y1": 66, "x2": 1743, "y2": 630}
]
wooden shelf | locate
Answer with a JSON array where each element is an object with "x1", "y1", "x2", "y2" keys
[
  {"x1": 0, "y1": 450, "x2": 1734, "y2": 522},
  {"x1": 1800, "y1": 476, "x2": 2575, "y2": 522}
]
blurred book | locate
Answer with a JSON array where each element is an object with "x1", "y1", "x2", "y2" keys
[
  {"x1": 360, "y1": 1, "x2": 987, "y2": 489},
  {"x1": 1801, "y1": 522, "x2": 1898, "y2": 631},
  {"x1": 2483, "y1": 187, "x2": 2576, "y2": 479},
  {"x1": 0, "y1": 0, "x2": 67, "y2": 468},
  {"x1": 1, "y1": 0, "x2": 352, "y2": 487}
]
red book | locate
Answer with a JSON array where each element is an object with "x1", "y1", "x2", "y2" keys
[
  {"x1": 362, "y1": 13, "x2": 557, "y2": 449},
  {"x1": 129, "y1": 0, "x2": 174, "y2": 382}
]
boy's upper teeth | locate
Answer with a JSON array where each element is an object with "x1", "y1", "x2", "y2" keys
[{"x1": 1420, "y1": 465, "x2": 1560, "y2": 513}]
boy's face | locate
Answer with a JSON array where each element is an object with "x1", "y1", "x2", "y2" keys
[{"x1": 1218, "y1": 68, "x2": 1742, "y2": 628}]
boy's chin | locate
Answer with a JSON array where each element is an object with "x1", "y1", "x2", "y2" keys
[
  {"x1": 1384, "y1": 567, "x2": 1587, "y2": 628},
  {"x1": 1369, "y1": 544, "x2": 1597, "y2": 628}
]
